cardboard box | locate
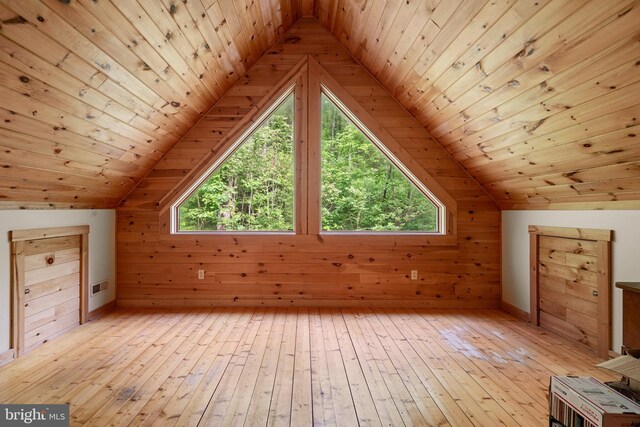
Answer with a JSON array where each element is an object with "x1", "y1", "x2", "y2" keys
[{"x1": 549, "y1": 376, "x2": 640, "y2": 427}]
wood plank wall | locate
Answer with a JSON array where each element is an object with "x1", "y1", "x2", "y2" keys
[{"x1": 117, "y1": 19, "x2": 500, "y2": 308}]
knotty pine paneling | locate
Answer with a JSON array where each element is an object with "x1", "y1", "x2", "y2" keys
[
  {"x1": 117, "y1": 19, "x2": 500, "y2": 308},
  {"x1": 1, "y1": 1, "x2": 638, "y2": 209},
  {"x1": 0, "y1": 0, "x2": 301, "y2": 208},
  {"x1": 316, "y1": 0, "x2": 640, "y2": 209}
]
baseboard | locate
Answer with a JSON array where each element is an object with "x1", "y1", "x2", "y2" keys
[
  {"x1": 0, "y1": 349, "x2": 15, "y2": 367},
  {"x1": 117, "y1": 298, "x2": 501, "y2": 309},
  {"x1": 88, "y1": 299, "x2": 117, "y2": 321},
  {"x1": 500, "y1": 300, "x2": 531, "y2": 321}
]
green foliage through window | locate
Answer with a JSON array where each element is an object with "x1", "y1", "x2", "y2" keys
[
  {"x1": 176, "y1": 88, "x2": 441, "y2": 233},
  {"x1": 320, "y1": 93, "x2": 438, "y2": 232},
  {"x1": 178, "y1": 94, "x2": 295, "y2": 231}
]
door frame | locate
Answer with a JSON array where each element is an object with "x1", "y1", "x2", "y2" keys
[
  {"x1": 529, "y1": 225, "x2": 612, "y2": 359},
  {"x1": 10, "y1": 225, "x2": 90, "y2": 357}
]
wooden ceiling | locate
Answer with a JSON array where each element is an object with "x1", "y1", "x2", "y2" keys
[
  {"x1": 0, "y1": 0, "x2": 639, "y2": 209},
  {"x1": 0, "y1": 0, "x2": 310, "y2": 208},
  {"x1": 315, "y1": 0, "x2": 640, "y2": 209}
]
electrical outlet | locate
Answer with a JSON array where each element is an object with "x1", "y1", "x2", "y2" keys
[
  {"x1": 91, "y1": 281, "x2": 108, "y2": 296},
  {"x1": 411, "y1": 270, "x2": 418, "y2": 280},
  {"x1": 198, "y1": 269, "x2": 205, "y2": 280}
]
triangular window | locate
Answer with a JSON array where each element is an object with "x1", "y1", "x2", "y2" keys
[
  {"x1": 320, "y1": 90, "x2": 441, "y2": 232},
  {"x1": 176, "y1": 92, "x2": 295, "y2": 232},
  {"x1": 169, "y1": 64, "x2": 452, "y2": 237}
]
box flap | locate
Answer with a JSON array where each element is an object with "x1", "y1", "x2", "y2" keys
[{"x1": 597, "y1": 355, "x2": 640, "y2": 382}]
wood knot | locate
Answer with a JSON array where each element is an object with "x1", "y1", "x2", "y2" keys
[
  {"x1": 284, "y1": 36, "x2": 301, "y2": 44},
  {"x1": 2, "y1": 16, "x2": 27, "y2": 25},
  {"x1": 46, "y1": 256, "x2": 55, "y2": 265}
]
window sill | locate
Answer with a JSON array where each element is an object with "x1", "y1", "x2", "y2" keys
[
  {"x1": 160, "y1": 231, "x2": 457, "y2": 247},
  {"x1": 173, "y1": 231, "x2": 296, "y2": 236},
  {"x1": 159, "y1": 212, "x2": 458, "y2": 246}
]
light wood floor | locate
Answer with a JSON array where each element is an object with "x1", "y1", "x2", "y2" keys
[{"x1": 0, "y1": 308, "x2": 614, "y2": 426}]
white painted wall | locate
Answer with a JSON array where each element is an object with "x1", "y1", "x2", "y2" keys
[
  {"x1": 502, "y1": 210, "x2": 640, "y2": 353},
  {"x1": 0, "y1": 210, "x2": 116, "y2": 353}
]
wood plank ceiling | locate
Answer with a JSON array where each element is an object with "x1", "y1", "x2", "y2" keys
[
  {"x1": 316, "y1": 0, "x2": 640, "y2": 209},
  {"x1": 0, "y1": 0, "x2": 310, "y2": 208},
  {"x1": 0, "y1": 0, "x2": 638, "y2": 209}
]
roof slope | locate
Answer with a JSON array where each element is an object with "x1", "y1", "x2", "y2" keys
[
  {"x1": 0, "y1": 0, "x2": 306, "y2": 208},
  {"x1": 315, "y1": 0, "x2": 640, "y2": 209},
  {"x1": 0, "y1": 0, "x2": 639, "y2": 209}
]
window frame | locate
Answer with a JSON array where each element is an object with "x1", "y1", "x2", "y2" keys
[
  {"x1": 318, "y1": 86, "x2": 446, "y2": 235},
  {"x1": 171, "y1": 87, "x2": 298, "y2": 235},
  {"x1": 164, "y1": 58, "x2": 458, "y2": 245}
]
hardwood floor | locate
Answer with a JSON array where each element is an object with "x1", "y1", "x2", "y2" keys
[{"x1": 0, "y1": 308, "x2": 614, "y2": 426}]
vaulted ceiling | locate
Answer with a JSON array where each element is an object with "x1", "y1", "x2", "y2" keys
[{"x1": 0, "y1": 0, "x2": 638, "y2": 209}]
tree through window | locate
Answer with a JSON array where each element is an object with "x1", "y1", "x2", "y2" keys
[
  {"x1": 177, "y1": 93, "x2": 295, "y2": 232},
  {"x1": 173, "y1": 79, "x2": 446, "y2": 235},
  {"x1": 320, "y1": 92, "x2": 439, "y2": 232}
]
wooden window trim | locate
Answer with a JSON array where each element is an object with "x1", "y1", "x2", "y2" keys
[
  {"x1": 309, "y1": 57, "x2": 458, "y2": 236},
  {"x1": 161, "y1": 56, "x2": 458, "y2": 246},
  {"x1": 316, "y1": 83, "x2": 446, "y2": 235},
  {"x1": 170, "y1": 88, "x2": 298, "y2": 234},
  {"x1": 157, "y1": 57, "x2": 309, "y2": 217}
]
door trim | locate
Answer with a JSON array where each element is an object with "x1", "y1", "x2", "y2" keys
[
  {"x1": 10, "y1": 225, "x2": 89, "y2": 357},
  {"x1": 529, "y1": 225, "x2": 612, "y2": 359}
]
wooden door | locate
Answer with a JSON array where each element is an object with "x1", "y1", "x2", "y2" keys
[
  {"x1": 10, "y1": 226, "x2": 89, "y2": 357},
  {"x1": 529, "y1": 226, "x2": 611, "y2": 359},
  {"x1": 23, "y1": 235, "x2": 81, "y2": 354}
]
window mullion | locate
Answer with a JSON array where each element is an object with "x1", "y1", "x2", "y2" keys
[
  {"x1": 295, "y1": 73, "x2": 308, "y2": 235},
  {"x1": 306, "y1": 58, "x2": 322, "y2": 235}
]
